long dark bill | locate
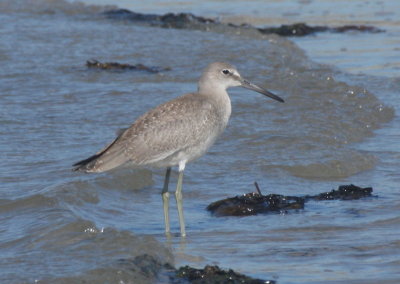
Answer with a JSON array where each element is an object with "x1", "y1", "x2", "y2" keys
[{"x1": 241, "y1": 79, "x2": 284, "y2": 103}]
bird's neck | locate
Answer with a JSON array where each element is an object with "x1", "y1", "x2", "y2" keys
[
  {"x1": 198, "y1": 85, "x2": 232, "y2": 127},
  {"x1": 198, "y1": 83, "x2": 228, "y2": 98}
]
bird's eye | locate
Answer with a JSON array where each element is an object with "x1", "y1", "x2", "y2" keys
[{"x1": 222, "y1": 69, "x2": 230, "y2": 75}]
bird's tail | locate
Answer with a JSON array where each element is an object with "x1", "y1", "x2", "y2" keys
[
  {"x1": 72, "y1": 129, "x2": 128, "y2": 173},
  {"x1": 72, "y1": 152, "x2": 104, "y2": 172}
]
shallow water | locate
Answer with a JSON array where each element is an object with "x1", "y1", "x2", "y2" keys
[{"x1": 1, "y1": 0, "x2": 399, "y2": 283}]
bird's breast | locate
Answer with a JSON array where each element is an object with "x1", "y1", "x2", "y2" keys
[{"x1": 216, "y1": 92, "x2": 232, "y2": 131}]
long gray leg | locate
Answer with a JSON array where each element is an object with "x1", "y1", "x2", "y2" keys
[
  {"x1": 175, "y1": 169, "x2": 186, "y2": 237},
  {"x1": 162, "y1": 167, "x2": 171, "y2": 235}
]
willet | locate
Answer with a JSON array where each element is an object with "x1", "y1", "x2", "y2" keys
[{"x1": 73, "y1": 62, "x2": 284, "y2": 237}]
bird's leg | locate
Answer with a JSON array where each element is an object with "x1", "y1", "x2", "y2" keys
[
  {"x1": 162, "y1": 167, "x2": 171, "y2": 235},
  {"x1": 175, "y1": 168, "x2": 186, "y2": 237}
]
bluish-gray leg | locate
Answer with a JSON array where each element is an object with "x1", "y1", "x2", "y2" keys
[
  {"x1": 175, "y1": 169, "x2": 186, "y2": 237},
  {"x1": 162, "y1": 167, "x2": 171, "y2": 235}
]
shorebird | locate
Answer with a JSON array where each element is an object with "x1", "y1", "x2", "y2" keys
[{"x1": 73, "y1": 62, "x2": 284, "y2": 237}]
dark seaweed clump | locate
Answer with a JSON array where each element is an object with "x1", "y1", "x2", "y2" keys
[
  {"x1": 207, "y1": 192, "x2": 304, "y2": 217},
  {"x1": 258, "y1": 23, "x2": 383, "y2": 36},
  {"x1": 103, "y1": 9, "x2": 384, "y2": 37},
  {"x1": 118, "y1": 254, "x2": 275, "y2": 284},
  {"x1": 305, "y1": 184, "x2": 373, "y2": 201},
  {"x1": 86, "y1": 59, "x2": 171, "y2": 73},
  {"x1": 207, "y1": 184, "x2": 374, "y2": 217},
  {"x1": 175, "y1": 265, "x2": 275, "y2": 284}
]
